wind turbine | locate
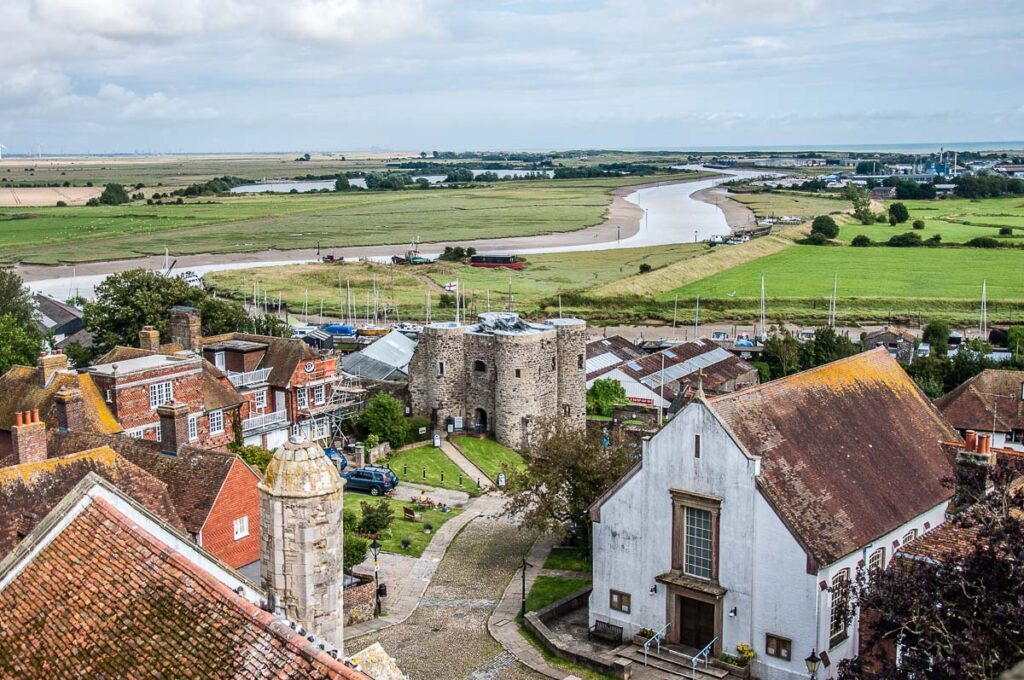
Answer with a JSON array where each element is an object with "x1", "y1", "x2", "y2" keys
[{"x1": 0, "y1": 143, "x2": 7, "y2": 161}]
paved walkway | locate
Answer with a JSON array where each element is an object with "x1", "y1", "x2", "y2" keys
[
  {"x1": 440, "y1": 439, "x2": 494, "y2": 490},
  {"x1": 345, "y1": 493, "x2": 505, "y2": 639},
  {"x1": 487, "y1": 535, "x2": 578, "y2": 680}
]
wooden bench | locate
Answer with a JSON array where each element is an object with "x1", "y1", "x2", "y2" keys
[
  {"x1": 403, "y1": 506, "x2": 423, "y2": 522},
  {"x1": 588, "y1": 620, "x2": 623, "y2": 644}
]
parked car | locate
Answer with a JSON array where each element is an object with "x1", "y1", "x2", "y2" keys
[
  {"x1": 342, "y1": 466, "x2": 399, "y2": 496},
  {"x1": 324, "y1": 447, "x2": 348, "y2": 471}
]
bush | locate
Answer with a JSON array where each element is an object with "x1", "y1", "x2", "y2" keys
[
  {"x1": 926, "y1": 234, "x2": 943, "y2": 245},
  {"x1": 343, "y1": 533, "x2": 369, "y2": 573},
  {"x1": 229, "y1": 443, "x2": 273, "y2": 472},
  {"x1": 810, "y1": 215, "x2": 839, "y2": 238},
  {"x1": 888, "y1": 232, "x2": 923, "y2": 247},
  {"x1": 964, "y1": 236, "x2": 1000, "y2": 248},
  {"x1": 851, "y1": 234, "x2": 872, "y2": 247},
  {"x1": 99, "y1": 183, "x2": 130, "y2": 206},
  {"x1": 85, "y1": 197, "x2": 100, "y2": 207},
  {"x1": 55, "y1": 200, "x2": 67, "y2": 207},
  {"x1": 888, "y1": 202, "x2": 910, "y2": 224},
  {"x1": 806, "y1": 232, "x2": 830, "y2": 245},
  {"x1": 638, "y1": 263, "x2": 652, "y2": 274},
  {"x1": 911, "y1": 219, "x2": 925, "y2": 230},
  {"x1": 875, "y1": 213, "x2": 888, "y2": 223},
  {"x1": 999, "y1": 227, "x2": 1013, "y2": 236},
  {"x1": 358, "y1": 393, "x2": 409, "y2": 448},
  {"x1": 357, "y1": 500, "x2": 395, "y2": 535},
  {"x1": 406, "y1": 415, "x2": 431, "y2": 441}
]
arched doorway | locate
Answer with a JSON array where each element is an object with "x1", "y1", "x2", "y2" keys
[{"x1": 474, "y1": 408, "x2": 488, "y2": 431}]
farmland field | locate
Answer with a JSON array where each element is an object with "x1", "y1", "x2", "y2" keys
[
  {"x1": 727, "y1": 189, "x2": 852, "y2": 219},
  {"x1": 0, "y1": 173, "x2": 702, "y2": 264},
  {"x1": 839, "y1": 197, "x2": 1024, "y2": 244}
]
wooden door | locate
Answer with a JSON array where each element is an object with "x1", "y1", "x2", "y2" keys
[{"x1": 678, "y1": 596, "x2": 716, "y2": 650}]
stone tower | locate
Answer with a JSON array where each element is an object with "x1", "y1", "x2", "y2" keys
[
  {"x1": 258, "y1": 436, "x2": 346, "y2": 651},
  {"x1": 550, "y1": 317, "x2": 588, "y2": 433},
  {"x1": 408, "y1": 321, "x2": 467, "y2": 427}
]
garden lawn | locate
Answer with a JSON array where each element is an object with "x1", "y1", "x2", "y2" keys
[
  {"x1": 543, "y1": 547, "x2": 591, "y2": 573},
  {"x1": 343, "y1": 494, "x2": 460, "y2": 558},
  {"x1": 384, "y1": 445, "x2": 482, "y2": 496},
  {"x1": 525, "y1": 575, "x2": 592, "y2": 614},
  {"x1": 453, "y1": 436, "x2": 526, "y2": 483}
]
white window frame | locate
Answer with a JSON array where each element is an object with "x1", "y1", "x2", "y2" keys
[
  {"x1": 127, "y1": 429, "x2": 144, "y2": 439},
  {"x1": 187, "y1": 414, "x2": 199, "y2": 441},
  {"x1": 868, "y1": 547, "x2": 886, "y2": 574},
  {"x1": 233, "y1": 515, "x2": 249, "y2": 540},
  {"x1": 209, "y1": 409, "x2": 224, "y2": 435},
  {"x1": 683, "y1": 506, "x2": 714, "y2": 579},
  {"x1": 154, "y1": 424, "x2": 161, "y2": 442},
  {"x1": 829, "y1": 569, "x2": 850, "y2": 644},
  {"x1": 902, "y1": 529, "x2": 918, "y2": 545},
  {"x1": 254, "y1": 389, "x2": 267, "y2": 410},
  {"x1": 296, "y1": 387, "x2": 308, "y2": 409},
  {"x1": 313, "y1": 384, "x2": 325, "y2": 405},
  {"x1": 214, "y1": 351, "x2": 226, "y2": 370},
  {"x1": 148, "y1": 381, "x2": 173, "y2": 410}
]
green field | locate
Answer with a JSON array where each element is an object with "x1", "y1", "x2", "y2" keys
[
  {"x1": 204, "y1": 243, "x2": 707, "y2": 321},
  {"x1": 840, "y1": 197, "x2": 1024, "y2": 244},
  {"x1": 452, "y1": 436, "x2": 526, "y2": 483},
  {"x1": 383, "y1": 445, "x2": 482, "y2": 496},
  {"x1": 0, "y1": 173, "x2": 708, "y2": 264},
  {"x1": 662, "y1": 245, "x2": 1024, "y2": 325},
  {"x1": 728, "y1": 189, "x2": 852, "y2": 219},
  {"x1": 344, "y1": 493, "x2": 460, "y2": 557}
]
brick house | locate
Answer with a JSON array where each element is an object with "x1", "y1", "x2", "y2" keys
[
  {"x1": 935, "y1": 369, "x2": 1024, "y2": 451},
  {"x1": 2, "y1": 386, "x2": 262, "y2": 571},
  {"x1": 89, "y1": 334, "x2": 246, "y2": 449},
  {"x1": 0, "y1": 351, "x2": 122, "y2": 466},
  {"x1": 200, "y1": 332, "x2": 359, "y2": 449}
]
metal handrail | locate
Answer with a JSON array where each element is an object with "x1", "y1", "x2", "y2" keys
[
  {"x1": 692, "y1": 636, "x2": 718, "y2": 680},
  {"x1": 227, "y1": 367, "x2": 272, "y2": 387},
  {"x1": 642, "y1": 622, "x2": 671, "y2": 666},
  {"x1": 242, "y1": 409, "x2": 288, "y2": 432}
]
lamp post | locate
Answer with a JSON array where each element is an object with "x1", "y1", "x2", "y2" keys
[
  {"x1": 520, "y1": 558, "x2": 533, "y2": 618},
  {"x1": 370, "y1": 538, "x2": 381, "y2": 616},
  {"x1": 805, "y1": 649, "x2": 821, "y2": 679}
]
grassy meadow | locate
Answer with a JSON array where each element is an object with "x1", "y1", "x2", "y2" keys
[
  {"x1": 3, "y1": 176, "x2": 669, "y2": 264},
  {"x1": 728, "y1": 189, "x2": 852, "y2": 219},
  {"x1": 840, "y1": 197, "x2": 1024, "y2": 244}
]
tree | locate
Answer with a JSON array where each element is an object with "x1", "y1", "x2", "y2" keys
[
  {"x1": 357, "y1": 393, "x2": 408, "y2": 448},
  {"x1": 247, "y1": 313, "x2": 291, "y2": 337},
  {"x1": 843, "y1": 185, "x2": 875, "y2": 225},
  {"x1": 762, "y1": 330, "x2": 802, "y2": 378},
  {"x1": 357, "y1": 500, "x2": 395, "y2": 535},
  {"x1": 83, "y1": 269, "x2": 247, "y2": 353},
  {"x1": 839, "y1": 473, "x2": 1024, "y2": 679},
  {"x1": 811, "y1": 215, "x2": 839, "y2": 238},
  {"x1": 1008, "y1": 326, "x2": 1024, "y2": 357},
  {"x1": 343, "y1": 533, "x2": 369, "y2": 573},
  {"x1": 586, "y1": 378, "x2": 627, "y2": 417},
  {"x1": 888, "y1": 202, "x2": 909, "y2": 224},
  {"x1": 98, "y1": 183, "x2": 130, "y2": 205},
  {"x1": 912, "y1": 219, "x2": 925, "y2": 230},
  {"x1": 335, "y1": 175, "x2": 350, "y2": 191},
  {"x1": 444, "y1": 167, "x2": 474, "y2": 183},
  {"x1": 922, "y1": 320, "x2": 950, "y2": 357},
  {"x1": 851, "y1": 235, "x2": 872, "y2": 247},
  {"x1": 0, "y1": 314, "x2": 43, "y2": 375},
  {"x1": 504, "y1": 420, "x2": 636, "y2": 546},
  {"x1": 0, "y1": 270, "x2": 37, "y2": 328}
]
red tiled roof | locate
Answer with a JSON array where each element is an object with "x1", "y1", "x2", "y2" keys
[
  {"x1": 0, "y1": 446, "x2": 183, "y2": 559},
  {"x1": 708, "y1": 348, "x2": 958, "y2": 566},
  {"x1": 0, "y1": 492, "x2": 364, "y2": 679},
  {"x1": 46, "y1": 431, "x2": 242, "y2": 536},
  {"x1": 201, "y1": 333, "x2": 318, "y2": 388},
  {"x1": 935, "y1": 369, "x2": 1024, "y2": 434}
]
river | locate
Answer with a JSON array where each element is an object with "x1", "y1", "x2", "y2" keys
[
  {"x1": 229, "y1": 169, "x2": 554, "y2": 193},
  {"x1": 27, "y1": 167, "x2": 757, "y2": 299}
]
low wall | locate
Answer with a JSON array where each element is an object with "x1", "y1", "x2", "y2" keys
[
  {"x1": 523, "y1": 586, "x2": 632, "y2": 680},
  {"x1": 344, "y1": 576, "x2": 377, "y2": 626}
]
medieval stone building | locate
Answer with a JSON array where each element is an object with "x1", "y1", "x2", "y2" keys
[{"x1": 408, "y1": 312, "x2": 587, "y2": 450}]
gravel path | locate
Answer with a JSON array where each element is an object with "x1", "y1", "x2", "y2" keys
[{"x1": 349, "y1": 516, "x2": 545, "y2": 680}]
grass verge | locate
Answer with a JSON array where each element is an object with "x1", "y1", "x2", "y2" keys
[
  {"x1": 542, "y1": 547, "x2": 592, "y2": 573},
  {"x1": 453, "y1": 436, "x2": 527, "y2": 483},
  {"x1": 383, "y1": 444, "x2": 482, "y2": 496},
  {"x1": 343, "y1": 493, "x2": 460, "y2": 557}
]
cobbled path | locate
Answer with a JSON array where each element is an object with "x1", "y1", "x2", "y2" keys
[{"x1": 349, "y1": 517, "x2": 546, "y2": 680}]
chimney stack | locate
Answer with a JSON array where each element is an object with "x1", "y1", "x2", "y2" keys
[
  {"x1": 54, "y1": 387, "x2": 86, "y2": 433},
  {"x1": 169, "y1": 306, "x2": 202, "y2": 351},
  {"x1": 139, "y1": 325, "x2": 161, "y2": 351},
  {"x1": 38, "y1": 351, "x2": 69, "y2": 388},
  {"x1": 12, "y1": 409, "x2": 47, "y2": 465},
  {"x1": 157, "y1": 401, "x2": 190, "y2": 455},
  {"x1": 951, "y1": 431, "x2": 996, "y2": 515}
]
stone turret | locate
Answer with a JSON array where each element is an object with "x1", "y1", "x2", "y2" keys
[
  {"x1": 550, "y1": 317, "x2": 587, "y2": 433},
  {"x1": 258, "y1": 435, "x2": 346, "y2": 651}
]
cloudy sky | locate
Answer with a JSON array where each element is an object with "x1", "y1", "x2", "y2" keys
[{"x1": 1, "y1": 0, "x2": 1022, "y2": 153}]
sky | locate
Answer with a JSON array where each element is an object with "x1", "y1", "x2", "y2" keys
[{"x1": 1, "y1": 0, "x2": 1022, "y2": 154}]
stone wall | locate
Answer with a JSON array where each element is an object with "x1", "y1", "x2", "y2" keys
[
  {"x1": 553, "y1": 318, "x2": 588, "y2": 433},
  {"x1": 344, "y1": 577, "x2": 377, "y2": 626}
]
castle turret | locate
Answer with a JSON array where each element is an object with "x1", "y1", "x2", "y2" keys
[
  {"x1": 258, "y1": 435, "x2": 346, "y2": 650},
  {"x1": 550, "y1": 317, "x2": 587, "y2": 432},
  {"x1": 409, "y1": 322, "x2": 467, "y2": 429}
]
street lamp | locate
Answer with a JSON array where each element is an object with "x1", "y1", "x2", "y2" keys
[
  {"x1": 370, "y1": 538, "x2": 382, "y2": 616},
  {"x1": 520, "y1": 558, "x2": 533, "y2": 618},
  {"x1": 804, "y1": 649, "x2": 821, "y2": 679}
]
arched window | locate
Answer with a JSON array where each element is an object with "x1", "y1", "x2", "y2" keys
[{"x1": 473, "y1": 360, "x2": 486, "y2": 373}]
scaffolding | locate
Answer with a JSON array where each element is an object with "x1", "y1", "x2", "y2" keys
[{"x1": 296, "y1": 370, "x2": 367, "y2": 447}]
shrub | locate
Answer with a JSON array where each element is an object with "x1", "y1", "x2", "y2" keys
[
  {"x1": 423, "y1": 522, "x2": 433, "y2": 533},
  {"x1": 888, "y1": 202, "x2": 910, "y2": 224},
  {"x1": 638, "y1": 263, "x2": 652, "y2": 274},
  {"x1": 875, "y1": 212, "x2": 888, "y2": 223},
  {"x1": 85, "y1": 197, "x2": 100, "y2": 207},
  {"x1": 357, "y1": 500, "x2": 395, "y2": 535},
  {"x1": 400, "y1": 536, "x2": 412, "y2": 550},
  {"x1": 913, "y1": 219, "x2": 925, "y2": 230},
  {"x1": 229, "y1": 443, "x2": 273, "y2": 472},
  {"x1": 999, "y1": 227, "x2": 1013, "y2": 236},
  {"x1": 806, "y1": 232, "x2": 830, "y2": 245},
  {"x1": 365, "y1": 433, "x2": 380, "y2": 448},
  {"x1": 810, "y1": 215, "x2": 839, "y2": 238},
  {"x1": 55, "y1": 200, "x2": 67, "y2": 207},
  {"x1": 406, "y1": 415, "x2": 431, "y2": 441},
  {"x1": 964, "y1": 236, "x2": 1000, "y2": 248},
  {"x1": 926, "y1": 234, "x2": 943, "y2": 245},
  {"x1": 851, "y1": 234, "x2": 872, "y2": 247},
  {"x1": 343, "y1": 533, "x2": 369, "y2": 573},
  {"x1": 888, "y1": 232, "x2": 923, "y2": 247}
]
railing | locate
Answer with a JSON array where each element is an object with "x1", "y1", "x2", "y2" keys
[
  {"x1": 692, "y1": 636, "x2": 718, "y2": 680},
  {"x1": 242, "y1": 409, "x2": 287, "y2": 432},
  {"x1": 228, "y1": 367, "x2": 272, "y2": 387},
  {"x1": 643, "y1": 622, "x2": 672, "y2": 666}
]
